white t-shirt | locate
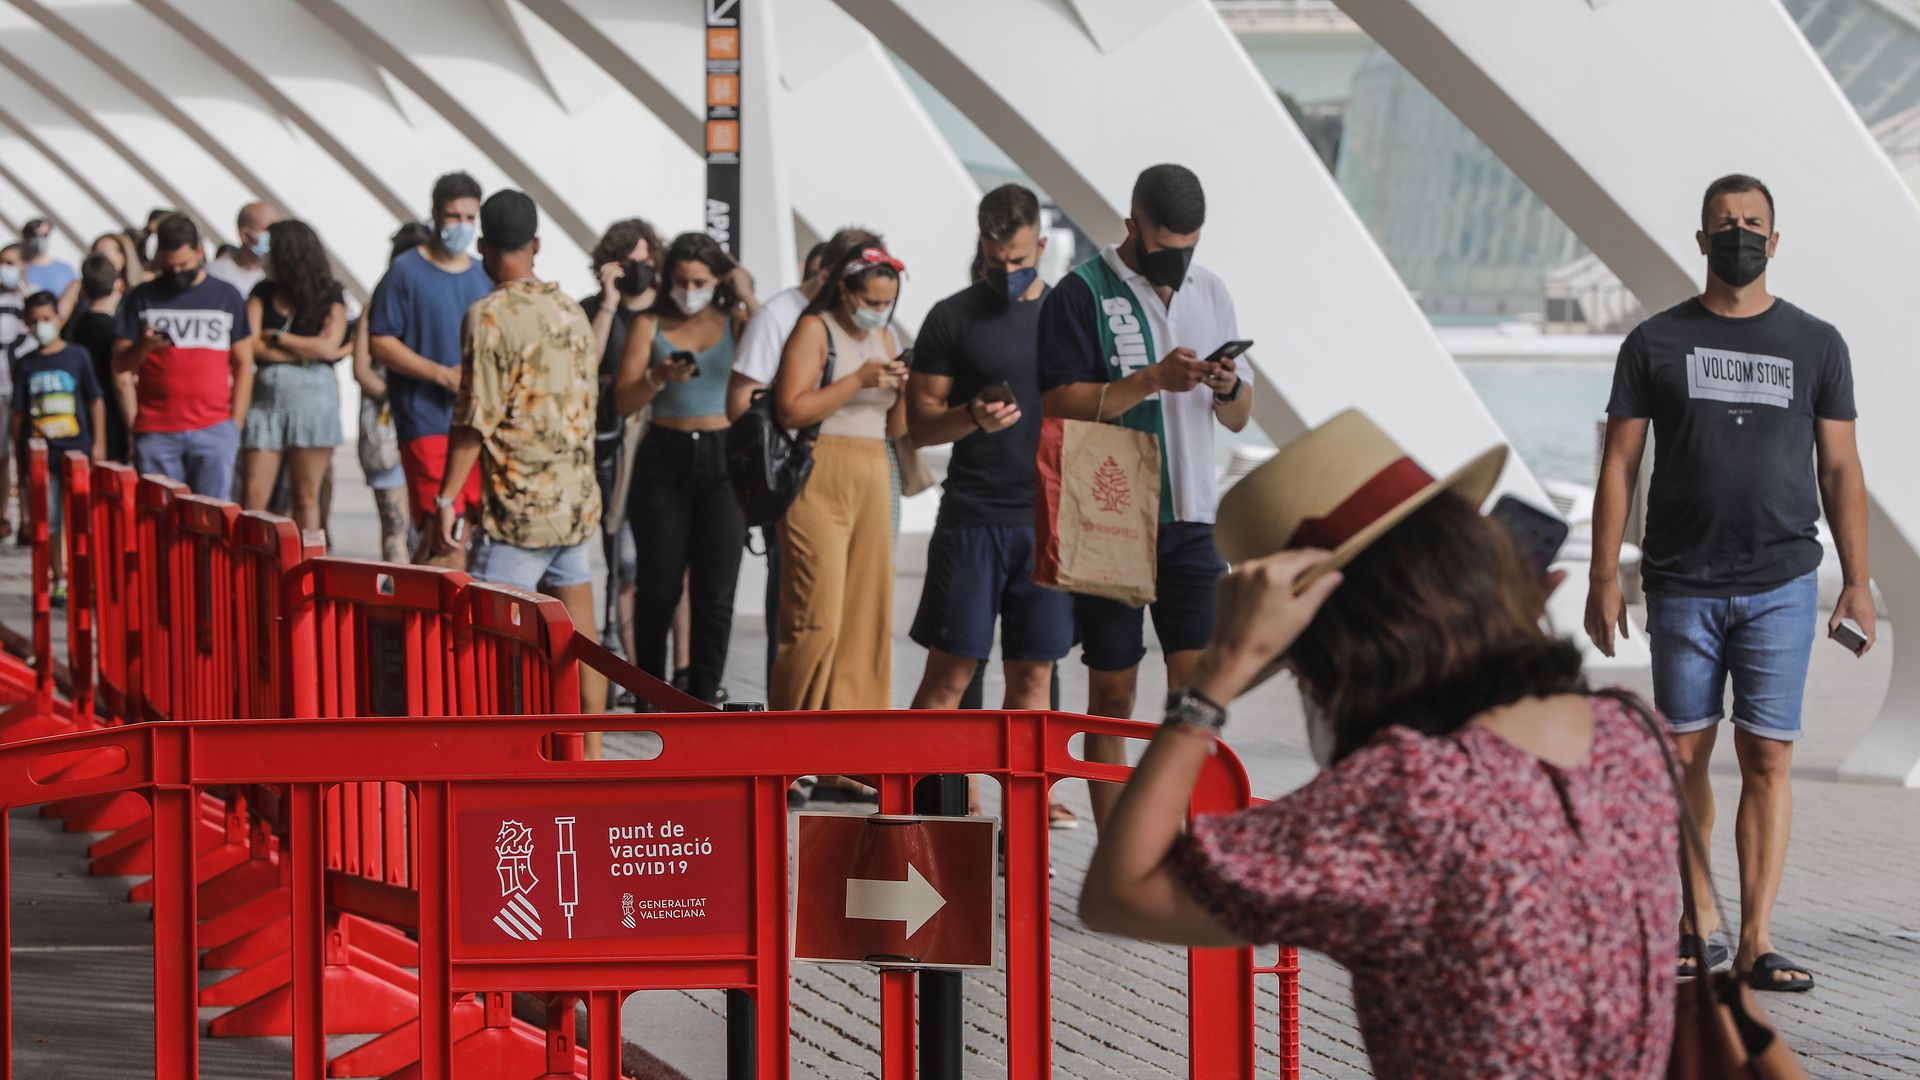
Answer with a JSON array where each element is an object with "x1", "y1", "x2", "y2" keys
[
  {"x1": 1078, "y1": 245, "x2": 1247, "y2": 525},
  {"x1": 207, "y1": 254, "x2": 265, "y2": 298},
  {"x1": 733, "y1": 285, "x2": 810, "y2": 387},
  {"x1": 0, "y1": 289, "x2": 27, "y2": 400}
]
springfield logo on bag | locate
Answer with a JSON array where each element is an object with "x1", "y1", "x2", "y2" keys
[
  {"x1": 1686, "y1": 347, "x2": 1794, "y2": 409},
  {"x1": 1091, "y1": 456, "x2": 1131, "y2": 514}
]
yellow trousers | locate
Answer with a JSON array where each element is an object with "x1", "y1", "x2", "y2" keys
[{"x1": 770, "y1": 436, "x2": 892, "y2": 711}]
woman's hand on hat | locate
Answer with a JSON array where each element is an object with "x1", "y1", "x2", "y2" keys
[{"x1": 1191, "y1": 550, "x2": 1343, "y2": 703}]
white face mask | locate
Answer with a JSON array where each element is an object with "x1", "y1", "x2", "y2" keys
[
  {"x1": 32, "y1": 321, "x2": 56, "y2": 346},
  {"x1": 0, "y1": 265, "x2": 20, "y2": 290},
  {"x1": 673, "y1": 286, "x2": 714, "y2": 316}
]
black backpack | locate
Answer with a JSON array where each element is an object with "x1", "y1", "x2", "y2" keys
[{"x1": 726, "y1": 318, "x2": 835, "y2": 528}]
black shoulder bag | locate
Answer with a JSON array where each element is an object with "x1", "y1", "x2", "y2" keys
[{"x1": 727, "y1": 316, "x2": 835, "y2": 529}]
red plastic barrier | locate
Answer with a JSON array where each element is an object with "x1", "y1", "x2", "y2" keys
[
  {"x1": 167, "y1": 495, "x2": 240, "y2": 722},
  {"x1": 0, "y1": 444, "x2": 57, "y2": 739},
  {"x1": 134, "y1": 475, "x2": 187, "y2": 723},
  {"x1": 61, "y1": 453, "x2": 94, "y2": 729},
  {"x1": 233, "y1": 511, "x2": 321, "y2": 719},
  {"x1": 0, "y1": 708, "x2": 1266, "y2": 1079},
  {"x1": 89, "y1": 462, "x2": 141, "y2": 723}
]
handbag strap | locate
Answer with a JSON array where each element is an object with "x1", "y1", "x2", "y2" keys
[{"x1": 1597, "y1": 689, "x2": 1735, "y2": 958}]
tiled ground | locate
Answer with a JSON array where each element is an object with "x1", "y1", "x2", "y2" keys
[{"x1": 3, "y1": 446, "x2": 1916, "y2": 1076}]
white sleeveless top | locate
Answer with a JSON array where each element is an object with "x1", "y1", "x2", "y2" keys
[{"x1": 817, "y1": 315, "x2": 898, "y2": 440}]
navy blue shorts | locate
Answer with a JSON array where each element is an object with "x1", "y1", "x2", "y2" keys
[
  {"x1": 1076, "y1": 522, "x2": 1226, "y2": 672},
  {"x1": 910, "y1": 524, "x2": 1075, "y2": 663}
]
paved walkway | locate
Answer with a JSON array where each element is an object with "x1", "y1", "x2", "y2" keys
[{"x1": 3, "y1": 448, "x2": 1917, "y2": 1076}]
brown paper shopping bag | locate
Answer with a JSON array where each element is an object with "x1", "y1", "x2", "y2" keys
[{"x1": 1034, "y1": 416, "x2": 1161, "y2": 607}]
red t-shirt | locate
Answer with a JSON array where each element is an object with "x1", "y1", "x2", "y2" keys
[{"x1": 114, "y1": 274, "x2": 252, "y2": 433}]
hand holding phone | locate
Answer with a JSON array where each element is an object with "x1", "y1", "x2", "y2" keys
[
  {"x1": 974, "y1": 381, "x2": 1016, "y2": 406},
  {"x1": 1203, "y1": 340, "x2": 1253, "y2": 366},
  {"x1": 662, "y1": 350, "x2": 699, "y2": 383},
  {"x1": 1831, "y1": 618, "x2": 1869, "y2": 656}
]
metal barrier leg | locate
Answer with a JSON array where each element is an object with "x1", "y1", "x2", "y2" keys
[
  {"x1": 915, "y1": 774, "x2": 966, "y2": 1080},
  {"x1": 725, "y1": 988, "x2": 755, "y2": 1079}
]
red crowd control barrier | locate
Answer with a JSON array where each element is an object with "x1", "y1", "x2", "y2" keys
[
  {"x1": 1, "y1": 708, "x2": 1271, "y2": 1079},
  {"x1": 0, "y1": 466, "x2": 1303, "y2": 1078}
]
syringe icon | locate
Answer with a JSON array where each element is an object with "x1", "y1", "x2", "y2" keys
[{"x1": 554, "y1": 817, "x2": 579, "y2": 939}]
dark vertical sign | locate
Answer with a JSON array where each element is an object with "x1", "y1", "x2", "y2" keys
[{"x1": 705, "y1": 0, "x2": 742, "y2": 257}]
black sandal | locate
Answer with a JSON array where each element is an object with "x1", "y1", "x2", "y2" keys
[
  {"x1": 1678, "y1": 932, "x2": 1730, "y2": 978},
  {"x1": 1747, "y1": 952, "x2": 1815, "y2": 992}
]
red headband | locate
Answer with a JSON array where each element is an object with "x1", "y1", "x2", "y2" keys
[{"x1": 844, "y1": 247, "x2": 905, "y2": 275}]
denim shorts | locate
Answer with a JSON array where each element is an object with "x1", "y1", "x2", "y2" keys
[
  {"x1": 470, "y1": 534, "x2": 594, "y2": 591},
  {"x1": 1644, "y1": 570, "x2": 1818, "y2": 743},
  {"x1": 910, "y1": 523, "x2": 1075, "y2": 663},
  {"x1": 1076, "y1": 521, "x2": 1227, "y2": 671}
]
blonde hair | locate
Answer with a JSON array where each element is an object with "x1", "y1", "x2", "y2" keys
[{"x1": 91, "y1": 232, "x2": 149, "y2": 289}]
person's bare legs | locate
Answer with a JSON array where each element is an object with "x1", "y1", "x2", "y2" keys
[
  {"x1": 617, "y1": 580, "x2": 638, "y2": 668},
  {"x1": 1732, "y1": 728, "x2": 1803, "y2": 985},
  {"x1": 372, "y1": 486, "x2": 410, "y2": 563},
  {"x1": 1084, "y1": 667, "x2": 1138, "y2": 828},
  {"x1": 284, "y1": 447, "x2": 332, "y2": 535},
  {"x1": 1674, "y1": 725, "x2": 1721, "y2": 961},
  {"x1": 548, "y1": 581, "x2": 606, "y2": 759},
  {"x1": 239, "y1": 447, "x2": 283, "y2": 511}
]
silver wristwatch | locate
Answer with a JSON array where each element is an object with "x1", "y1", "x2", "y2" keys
[{"x1": 1164, "y1": 687, "x2": 1228, "y2": 735}]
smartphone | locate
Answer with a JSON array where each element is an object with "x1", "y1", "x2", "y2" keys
[
  {"x1": 1203, "y1": 339, "x2": 1253, "y2": 365},
  {"x1": 1489, "y1": 495, "x2": 1570, "y2": 575},
  {"x1": 1831, "y1": 618, "x2": 1869, "y2": 656},
  {"x1": 668, "y1": 349, "x2": 697, "y2": 368},
  {"x1": 976, "y1": 381, "x2": 1016, "y2": 406}
]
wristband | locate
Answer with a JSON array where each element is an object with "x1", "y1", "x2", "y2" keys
[
  {"x1": 965, "y1": 400, "x2": 983, "y2": 430},
  {"x1": 1164, "y1": 686, "x2": 1228, "y2": 736},
  {"x1": 434, "y1": 495, "x2": 456, "y2": 511},
  {"x1": 644, "y1": 368, "x2": 664, "y2": 391},
  {"x1": 1213, "y1": 377, "x2": 1244, "y2": 404}
]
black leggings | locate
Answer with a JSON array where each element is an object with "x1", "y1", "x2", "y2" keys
[{"x1": 627, "y1": 427, "x2": 746, "y2": 702}]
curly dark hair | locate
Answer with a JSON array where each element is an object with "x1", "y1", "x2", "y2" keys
[
  {"x1": 263, "y1": 219, "x2": 341, "y2": 327},
  {"x1": 589, "y1": 217, "x2": 662, "y2": 275},
  {"x1": 648, "y1": 232, "x2": 738, "y2": 318},
  {"x1": 1286, "y1": 492, "x2": 1587, "y2": 764}
]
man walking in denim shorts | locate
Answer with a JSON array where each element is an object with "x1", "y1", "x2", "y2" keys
[{"x1": 1585, "y1": 175, "x2": 1875, "y2": 993}]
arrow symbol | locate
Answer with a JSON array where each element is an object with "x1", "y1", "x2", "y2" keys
[{"x1": 845, "y1": 863, "x2": 946, "y2": 938}]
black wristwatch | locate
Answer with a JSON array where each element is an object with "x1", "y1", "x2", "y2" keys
[
  {"x1": 1164, "y1": 687, "x2": 1228, "y2": 736},
  {"x1": 1213, "y1": 377, "x2": 1244, "y2": 405}
]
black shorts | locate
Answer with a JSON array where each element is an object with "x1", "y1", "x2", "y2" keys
[
  {"x1": 1076, "y1": 522, "x2": 1226, "y2": 671},
  {"x1": 910, "y1": 523, "x2": 1075, "y2": 662}
]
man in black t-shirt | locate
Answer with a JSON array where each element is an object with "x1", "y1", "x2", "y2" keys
[
  {"x1": 907, "y1": 185, "x2": 1077, "y2": 827},
  {"x1": 1587, "y1": 175, "x2": 1874, "y2": 992},
  {"x1": 67, "y1": 253, "x2": 131, "y2": 462}
]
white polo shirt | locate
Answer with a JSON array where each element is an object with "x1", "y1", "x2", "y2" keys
[{"x1": 1039, "y1": 245, "x2": 1246, "y2": 524}]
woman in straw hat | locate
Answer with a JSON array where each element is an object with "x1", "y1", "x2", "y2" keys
[{"x1": 1079, "y1": 411, "x2": 1678, "y2": 1078}]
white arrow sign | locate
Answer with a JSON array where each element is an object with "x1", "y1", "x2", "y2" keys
[{"x1": 845, "y1": 862, "x2": 946, "y2": 939}]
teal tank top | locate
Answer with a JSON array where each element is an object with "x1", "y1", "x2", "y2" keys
[{"x1": 649, "y1": 323, "x2": 735, "y2": 419}]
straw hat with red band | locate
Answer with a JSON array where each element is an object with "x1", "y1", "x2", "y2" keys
[{"x1": 1216, "y1": 409, "x2": 1508, "y2": 593}]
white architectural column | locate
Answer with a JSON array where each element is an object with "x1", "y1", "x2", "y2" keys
[
  {"x1": 0, "y1": 63, "x2": 164, "y2": 236},
  {"x1": 519, "y1": 0, "x2": 976, "y2": 321},
  {"x1": 0, "y1": 130, "x2": 105, "y2": 263},
  {"x1": 1338, "y1": 0, "x2": 1920, "y2": 783},
  {"x1": 834, "y1": 0, "x2": 1541, "y2": 487},
  {"x1": 8, "y1": 0, "x2": 397, "y2": 294},
  {"x1": 134, "y1": 0, "x2": 580, "y2": 292},
  {"x1": 0, "y1": 37, "x2": 236, "y2": 242},
  {"x1": 295, "y1": 0, "x2": 704, "y2": 294}
]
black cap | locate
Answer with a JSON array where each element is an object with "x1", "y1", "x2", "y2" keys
[{"x1": 480, "y1": 189, "x2": 537, "y2": 249}]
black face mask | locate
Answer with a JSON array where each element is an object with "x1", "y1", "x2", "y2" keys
[
  {"x1": 1133, "y1": 235, "x2": 1194, "y2": 291},
  {"x1": 617, "y1": 259, "x2": 655, "y2": 297},
  {"x1": 1707, "y1": 227, "x2": 1769, "y2": 288},
  {"x1": 162, "y1": 267, "x2": 199, "y2": 294}
]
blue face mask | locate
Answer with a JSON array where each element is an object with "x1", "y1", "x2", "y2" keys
[
  {"x1": 249, "y1": 232, "x2": 270, "y2": 258},
  {"x1": 439, "y1": 221, "x2": 476, "y2": 254},
  {"x1": 985, "y1": 266, "x2": 1038, "y2": 304},
  {"x1": 852, "y1": 305, "x2": 890, "y2": 331}
]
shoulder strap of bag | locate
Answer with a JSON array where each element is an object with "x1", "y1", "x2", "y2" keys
[{"x1": 1596, "y1": 689, "x2": 1733, "y2": 955}]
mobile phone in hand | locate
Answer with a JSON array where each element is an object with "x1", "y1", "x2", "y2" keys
[
  {"x1": 1831, "y1": 618, "x2": 1869, "y2": 656},
  {"x1": 669, "y1": 349, "x2": 697, "y2": 367},
  {"x1": 1203, "y1": 339, "x2": 1253, "y2": 365},
  {"x1": 1489, "y1": 495, "x2": 1570, "y2": 575},
  {"x1": 975, "y1": 381, "x2": 1016, "y2": 406}
]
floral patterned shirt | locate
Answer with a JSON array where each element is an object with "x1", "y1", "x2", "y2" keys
[
  {"x1": 454, "y1": 280, "x2": 602, "y2": 548},
  {"x1": 1171, "y1": 695, "x2": 1678, "y2": 1079}
]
